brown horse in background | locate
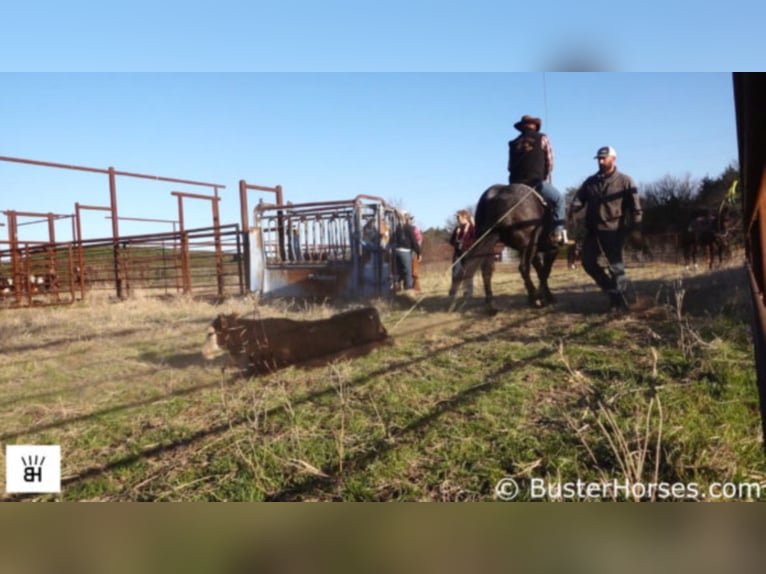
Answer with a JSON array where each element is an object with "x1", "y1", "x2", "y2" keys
[
  {"x1": 567, "y1": 240, "x2": 582, "y2": 269},
  {"x1": 680, "y1": 211, "x2": 729, "y2": 270},
  {"x1": 450, "y1": 183, "x2": 559, "y2": 314}
]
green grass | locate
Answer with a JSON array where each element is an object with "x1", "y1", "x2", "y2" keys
[{"x1": 0, "y1": 259, "x2": 762, "y2": 501}]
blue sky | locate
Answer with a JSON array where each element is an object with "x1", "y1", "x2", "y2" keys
[
  {"x1": 3, "y1": 2, "x2": 761, "y2": 243},
  {"x1": 2, "y1": 73, "x2": 739, "y2": 242},
  {"x1": 2, "y1": 2, "x2": 765, "y2": 71}
]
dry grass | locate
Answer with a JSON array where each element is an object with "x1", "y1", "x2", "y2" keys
[{"x1": 0, "y1": 255, "x2": 761, "y2": 501}]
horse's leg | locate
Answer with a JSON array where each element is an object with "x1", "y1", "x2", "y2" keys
[
  {"x1": 518, "y1": 241, "x2": 541, "y2": 308},
  {"x1": 693, "y1": 240, "x2": 699, "y2": 269},
  {"x1": 533, "y1": 248, "x2": 558, "y2": 305},
  {"x1": 567, "y1": 246, "x2": 573, "y2": 269},
  {"x1": 530, "y1": 254, "x2": 545, "y2": 305},
  {"x1": 687, "y1": 240, "x2": 696, "y2": 269},
  {"x1": 480, "y1": 255, "x2": 498, "y2": 315},
  {"x1": 717, "y1": 238, "x2": 725, "y2": 266}
]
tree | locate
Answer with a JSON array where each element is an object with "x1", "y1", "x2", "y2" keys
[
  {"x1": 640, "y1": 174, "x2": 699, "y2": 234},
  {"x1": 421, "y1": 226, "x2": 451, "y2": 261},
  {"x1": 637, "y1": 164, "x2": 742, "y2": 238},
  {"x1": 696, "y1": 163, "x2": 739, "y2": 212}
]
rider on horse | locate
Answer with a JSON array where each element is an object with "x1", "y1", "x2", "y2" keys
[{"x1": 507, "y1": 114, "x2": 568, "y2": 245}]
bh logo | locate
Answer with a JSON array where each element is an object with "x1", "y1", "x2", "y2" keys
[
  {"x1": 22, "y1": 454, "x2": 47, "y2": 483},
  {"x1": 5, "y1": 445, "x2": 61, "y2": 494}
]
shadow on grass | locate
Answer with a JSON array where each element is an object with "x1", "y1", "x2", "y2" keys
[
  {"x1": 0, "y1": 316, "x2": 212, "y2": 356},
  {"x1": 2, "y1": 280, "x2": 667, "y2": 502},
  {"x1": 633, "y1": 264, "x2": 751, "y2": 320},
  {"x1": 0, "y1": 312, "x2": 547, "y2": 500},
  {"x1": 265, "y1": 345, "x2": 559, "y2": 501},
  {"x1": 0, "y1": 344, "x2": 206, "y2": 408}
]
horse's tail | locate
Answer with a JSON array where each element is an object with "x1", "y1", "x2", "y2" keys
[
  {"x1": 473, "y1": 184, "x2": 503, "y2": 234},
  {"x1": 475, "y1": 183, "x2": 539, "y2": 231}
]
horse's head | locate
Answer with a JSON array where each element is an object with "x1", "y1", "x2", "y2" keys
[
  {"x1": 362, "y1": 218, "x2": 390, "y2": 249},
  {"x1": 379, "y1": 220, "x2": 390, "y2": 248}
]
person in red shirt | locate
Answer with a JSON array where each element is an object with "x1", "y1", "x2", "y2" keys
[{"x1": 448, "y1": 209, "x2": 476, "y2": 297}]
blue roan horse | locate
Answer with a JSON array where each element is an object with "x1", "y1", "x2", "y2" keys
[{"x1": 450, "y1": 183, "x2": 559, "y2": 314}]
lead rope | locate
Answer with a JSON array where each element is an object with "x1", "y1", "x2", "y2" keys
[{"x1": 388, "y1": 186, "x2": 541, "y2": 334}]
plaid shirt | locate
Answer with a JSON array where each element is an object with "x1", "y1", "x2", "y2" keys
[{"x1": 540, "y1": 133, "x2": 554, "y2": 182}]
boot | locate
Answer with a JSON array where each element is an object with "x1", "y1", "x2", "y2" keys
[{"x1": 608, "y1": 292, "x2": 629, "y2": 313}]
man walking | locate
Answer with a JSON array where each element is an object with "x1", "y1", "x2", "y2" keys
[
  {"x1": 568, "y1": 146, "x2": 643, "y2": 312},
  {"x1": 508, "y1": 114, "x2": 568, "y2": 244}
]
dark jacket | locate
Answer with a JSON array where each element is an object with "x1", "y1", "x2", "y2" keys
[
  {"x1": 570, "y1": 168, "x2": 643, "y2": 233},
  {"x1": 393, "y1": 223, "x2": 421, "y2": 256},
  {"x1": 508, "y1": 129, "x2": 548, "y2": 187},
  {"x1": 449, "y1": 222, "x2": 475, "y2": 259}
]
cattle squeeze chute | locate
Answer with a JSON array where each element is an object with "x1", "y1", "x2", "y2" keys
[{"x1": 248, "y1": 195, "x2": 399, "y2": 299}]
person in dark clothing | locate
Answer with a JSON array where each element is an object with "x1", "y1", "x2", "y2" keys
[
  {"x1": 568, "y1": 146, "x2": 643, "y2": 312},
  {"x1": 508, "y1": 114, "x2": 568, "y2": 244},
  {"x1": 392, "y1": 211, "x2": 421, "y2": 291},
  {"x1": 448, "y1": 209, "x2": 475, "y2": 297}
]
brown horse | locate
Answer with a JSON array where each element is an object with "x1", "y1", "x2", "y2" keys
[
  {"x1": 450, "y1": 183, "x2": 559, "y2": 314},
  {"x1": 680, "y1": 212, "x2": 728, "y2": 270},
  {"x1": 567, "y1": 240, "x2": 582, "y2": 269}
]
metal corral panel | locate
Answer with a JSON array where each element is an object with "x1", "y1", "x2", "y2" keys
[
  {"x1": 734, "y1": 72, "x2": 766, "y2": 446},
  {"x1": 249, "y1": 196, "x2": 398, "y2": 299}
]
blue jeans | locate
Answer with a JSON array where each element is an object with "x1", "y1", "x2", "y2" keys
[
  {"x1": 582, "y1": 230, "x2": 627, "y2": 295},
  {"x1": 536, "y1": 182, "x2": 565, "y2": 233},
  {"x1": 394, "y1": 248, "x2": 414, "y2": 290}
]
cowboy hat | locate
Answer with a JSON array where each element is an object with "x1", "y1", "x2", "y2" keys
[{"x1": 514, "y1": 114, "x2": 542, "y2": 131}]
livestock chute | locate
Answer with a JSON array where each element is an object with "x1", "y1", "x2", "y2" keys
[
  {"x1": 248, "y1": 195, "x2": 399, "y2": 299},
  {"x1": 733, "y1": 72, "x2": 766, "y2": 447}
]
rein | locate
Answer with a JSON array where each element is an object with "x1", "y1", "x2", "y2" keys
[
  {"x1": 389, "y1": 185, "x2": 540, "y2": 334},
  {"x1": 451, "y1": 186, "x2": 540, "y2": 272}
]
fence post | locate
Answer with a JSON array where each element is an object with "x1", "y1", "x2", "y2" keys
[
  {"x1": 108, "y1": 167, "x2": 122, "y2": 299},
  {"x1": 239, "y1": 180, "x2": 250, "y2": 293}
]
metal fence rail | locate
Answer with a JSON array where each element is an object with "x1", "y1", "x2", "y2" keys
[{"x1": 0, "y1": 225, "x2": 244, "y2": 309}]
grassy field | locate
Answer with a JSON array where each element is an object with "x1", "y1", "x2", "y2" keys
[{"x1": 0, "y1": 256, "x2": 763, "y2": 501}]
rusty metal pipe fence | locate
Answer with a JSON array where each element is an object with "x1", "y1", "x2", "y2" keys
[
  {"x1": 0, "y1": 224, "x2": 244, "y2": 309},
  {"x1": 0, "y1": 155, "x2": 245, "y2": 310}
]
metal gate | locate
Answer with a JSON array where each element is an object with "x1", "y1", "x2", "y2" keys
[{"x1": 249, "y1": 195, "x2": 399, "y2": 299}]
